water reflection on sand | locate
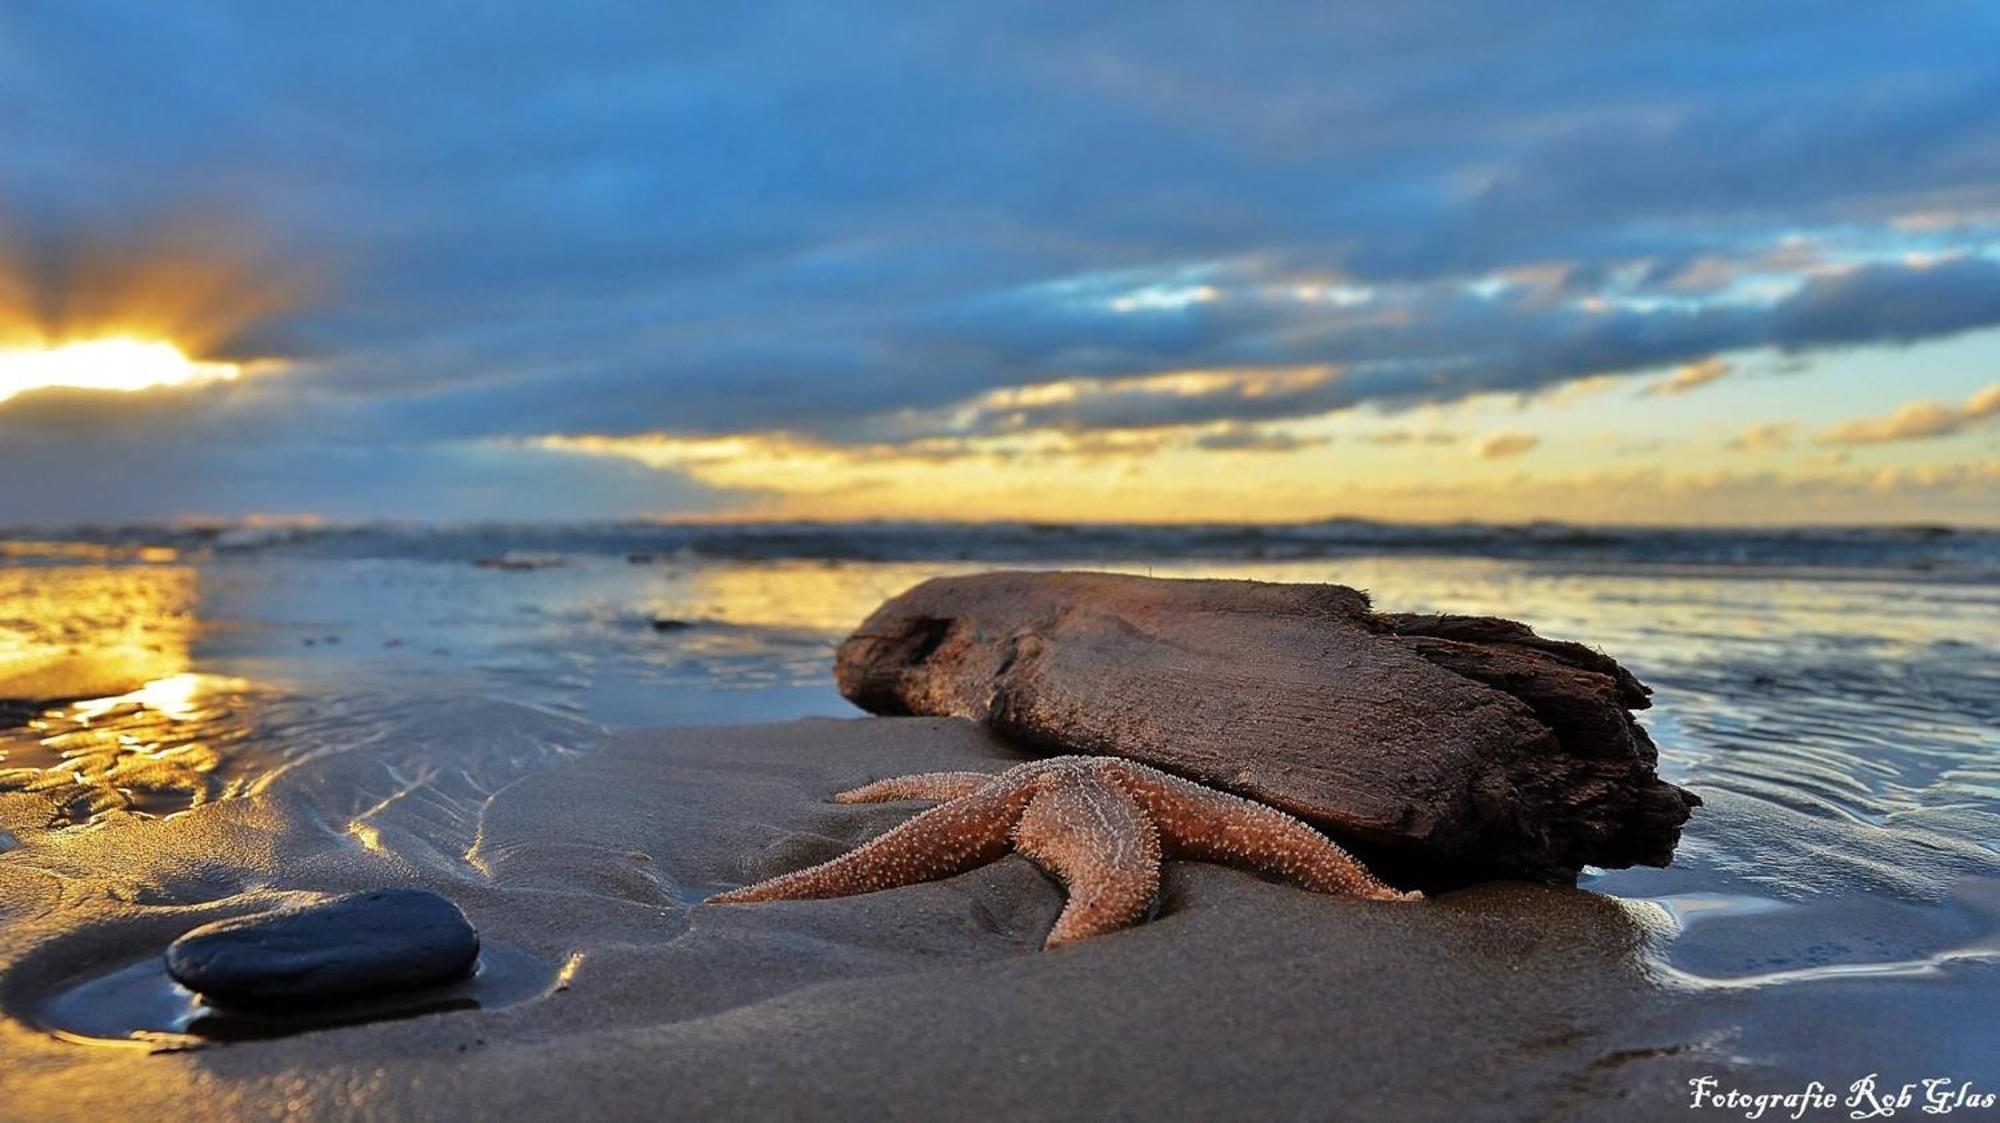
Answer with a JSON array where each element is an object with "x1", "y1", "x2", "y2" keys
[
  {"x1": 1, "y1": 544, "x2": 1996, "y2": 998},
  {"x1": 0, "y1": 562, "x2": 197, "y2": 703},
  {"x1": 0, "y1": 564, "x2": 261, "y2": 823}
]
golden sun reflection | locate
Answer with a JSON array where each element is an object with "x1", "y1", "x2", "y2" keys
[
  {"x1": 0, "y1": 337, "x2": 243, "y2": 404},
  {"x1": 0, "y1": 565, "x2": 250, "y2": 824},
  {"x1": 0, "y1": 564, "x2": 197, "y2": 701},
  {"x1": 70, "y1": 672, "x2": 245, "y2": 724}
]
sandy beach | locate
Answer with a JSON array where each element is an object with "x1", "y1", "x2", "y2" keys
[
  {"x1": 1, "y1": 532, "x2": 1996, "y2": 1120},
  {"x1": 1, "y1": 712, "x2": 1664, "y2": 1118},
  {"x1": 3, "y1": 702, "x2": 1991, "y2": 1121}
]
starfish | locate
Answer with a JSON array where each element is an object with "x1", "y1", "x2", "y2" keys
[{"x1": 708, "y1": 755, "x2": 1419, "y2": 948}]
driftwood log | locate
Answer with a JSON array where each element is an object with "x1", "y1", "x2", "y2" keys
[{"x1": 835, "y1": 571, "x2": 1697, "y2": 887}]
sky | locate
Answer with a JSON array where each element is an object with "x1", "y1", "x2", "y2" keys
[{"x1": 0, "y1": 2, "x2": 1996, "y2": 526}]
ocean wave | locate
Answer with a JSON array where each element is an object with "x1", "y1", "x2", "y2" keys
[{"x1": 4, "y1": 518, "x2": 1996, "y2": 577}]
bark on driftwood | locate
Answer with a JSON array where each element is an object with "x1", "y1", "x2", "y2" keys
[{"x1": 835, "y1": 571, "x2": 1697, "y2": 886}]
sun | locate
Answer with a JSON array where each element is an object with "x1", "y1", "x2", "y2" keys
[{"x1": 0, "y1": 337, "x2": 244, "y2": 405}]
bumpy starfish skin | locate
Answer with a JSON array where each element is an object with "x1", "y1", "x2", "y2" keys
[{"x1": 708, "y1": 756, "x2": 1419, "y2": 948}]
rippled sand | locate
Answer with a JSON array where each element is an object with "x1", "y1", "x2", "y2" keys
[{"x1": 1, "y1": 533, "x2": 1995, "y2": 1116}]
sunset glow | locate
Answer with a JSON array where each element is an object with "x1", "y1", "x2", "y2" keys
[
  {"x1": 0, "y1": 337, "x2": 242, "y2": 404},
  {"x1": 0, "y1": 7, "x2": 1996, "y2": 528}
]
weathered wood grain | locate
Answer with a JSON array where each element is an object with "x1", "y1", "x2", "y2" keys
[{"x1": 835, "y1": 571, "x2": 1697, "y2": 886}]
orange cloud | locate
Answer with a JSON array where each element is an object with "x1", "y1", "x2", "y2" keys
[
  {"x1": 0, "y1": 212, "x2": 315, "y2": 358},
  {"x1": 915, "y1": 365, "x2": 1342, "y2": 437},
  {"x1": 528, "y1": 426, "x2": 1998, "y2": 525},
  {"x1": 1818, "y1": 382, "x2": 2000, "y2": 445},
  {"x1": 1643, "y1": 357, "x2": 1731, "y2": 396},
  {"x1": 1546, "y1": 374, "x2": 1623, "y2": 403},
  {"x1": 1301, "y1": 460, "x2": 2000, "y2": 526},
  {"x1": 1474, "y1": 431, "x2": 1540, "y2": 459},
  {"x1": 1726, "y1": 421, "x2": 1797, "y2": 453},
  {"x1": 1359, "y1": 429, "x2": 1460, "y2": 446}
]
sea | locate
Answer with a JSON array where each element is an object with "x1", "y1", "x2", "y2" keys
[{"x1": 2, "y1": 519, "x2": 1997, "y2": 1059}]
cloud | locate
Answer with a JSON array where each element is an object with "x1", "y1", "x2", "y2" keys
[
  {"x1": 1475, "y1": 432, "x2": 1541, "y2": 459},
  {"x1": 1189, "y1": 423, "x2": 1331, "y2": 454},
  {"x1": 1547, "y1": 374, "x2": 1624, "y2": 403},
  {"x1": 5, "y1": 5, "x2": 2000, "y2": 520},
  {"x1": 1358, "y1": 429, "x2": 1460, "y2": 446},
  {"x1": 1338, "y1": 460, "x2": 2000, "y2": 526},
  {"x1": 0, "y1": 211, "x2": 319, "y2": 359},
  {"x1": 1726, "y1": 421, "x2": 1797, "y2": 453},
  {"x1": 891, "y1": 365, "x2": 1344, "y2": 440},
  {"x1": 864, "y1": 257, "x2": 2000, "y2": 443},
  {"x1": 1817, "y1": 382, "x2": 2000, "y2": 445},
  {"x1": 0, "y1": 430, "x2": 729, "y2": 524},
  {"x1": 1772, "y1": 258, "x2": 2000, "y2": 349},
  {"x1": 1644, "y1": 357, "x2": 1731, "y2": 396},
  {"x1": 531, "y1": 427, "x2": 2000, "y2": 524}
]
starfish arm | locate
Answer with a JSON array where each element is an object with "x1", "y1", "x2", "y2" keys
[
  {"x1": 833, "y1": 771, "x2": 996, "y2": 804},
  {"x1": 708, "y1": 781, "x2": 1032, "y2": 904},
  {"x1": 1011, "y1": 776, "x2": 1163, "y2": 948},
  {"x1": 1115, "y1": 765, "x2": 1418, "y2": 902}
]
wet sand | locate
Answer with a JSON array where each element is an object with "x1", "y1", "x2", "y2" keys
[{"x1": 5, "y1": 707, "x2": 1948, "y2": 1121}]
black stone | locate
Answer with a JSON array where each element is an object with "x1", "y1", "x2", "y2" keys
[
  {"x1": 165, "y1": 889, "x2": 479, "y2": 1007},
  {"x1": 649, "y1": 617, "x2": 693, "y2": 631}
]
